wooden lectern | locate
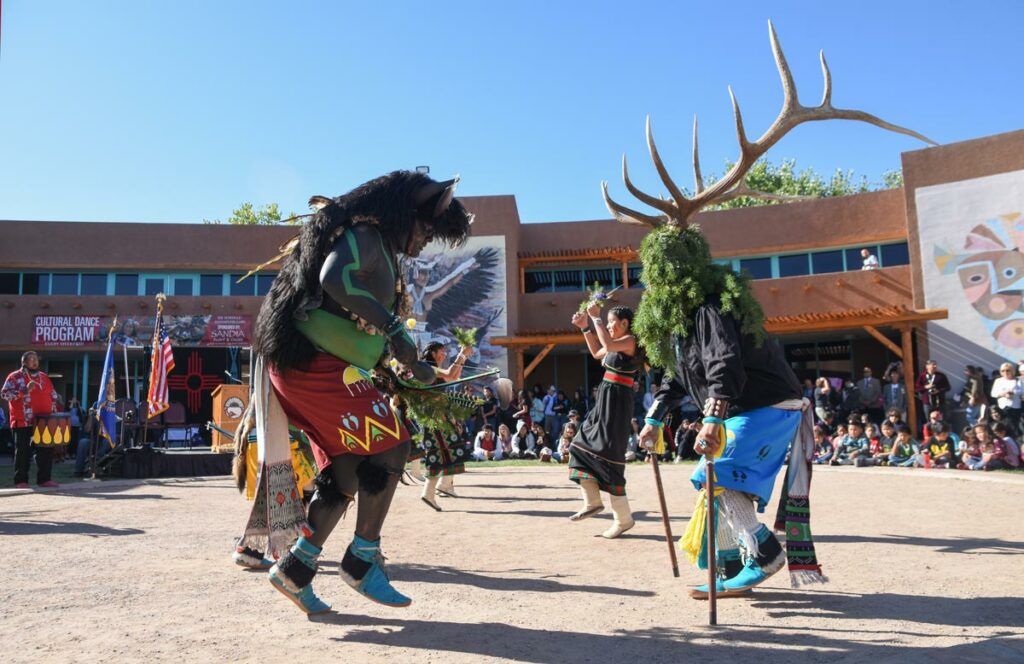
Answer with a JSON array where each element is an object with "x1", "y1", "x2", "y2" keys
[{"x1": 211, "y1": 384, "x2": 250, "y2": 452}]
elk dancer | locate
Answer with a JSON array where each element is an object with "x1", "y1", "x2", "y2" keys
[{"x1": 605, "y1": 22, "x2": 935, "y2": 602}]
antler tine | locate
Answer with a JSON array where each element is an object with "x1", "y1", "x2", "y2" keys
[
  {"x1": 717, "y1": 179, "x2": 817, "y2": 205},
  {"x1": 622, "y1": 154, "x2": 678, "y2": 215},
  {"x1": 692, "y1": 115, "x2": 705, "y2": 194},
  {"x1": 601, "y1": 181, "x2": 664, "y2": 227},
  {"x1": 768, "y1": 20, "x2": 799, "y2": 111},
  {"x1": 819, "y1": 50, "x2": 833, "y2": 107},
  {"x1": 645, "y1": 116, "x2": 690, "y2": 211},
  {"x1": 728, "y1": 86, "x2": 750, "y2": 150}
]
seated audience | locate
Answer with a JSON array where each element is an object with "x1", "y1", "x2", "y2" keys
[
  {"x1": 471, "y1": 424, "x2": 501, "y2": 461},
  {"x1": 887, "y1": 424, "x2": 919, "y2": 467},
  {"x1": 831, "y1": 419, "x2": 869, "y2": 466},
  {"x1": 991, "y1": 422, "x2": 1021, "y2": 469},
  {"x1": 510, "y1": 420, "x2": 536, "y2": 459},
  {"x1": 812, "y1": 426, "x2": 834, "y2": 465},
  {"x1": 920, "y1": 422, "x2": 954, "y2": 468}
]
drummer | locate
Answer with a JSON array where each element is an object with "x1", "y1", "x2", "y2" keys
[{"x1": 2, "y1": 351, "x2": 62, "y2": 488}]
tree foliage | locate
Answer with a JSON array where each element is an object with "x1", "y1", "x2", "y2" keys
[
  {"x1": 703, "y1": 159, "x2": 904, "y2": 210},
  {"x1": 205, "y1": 202, "x2": 294, "y2": 225}
]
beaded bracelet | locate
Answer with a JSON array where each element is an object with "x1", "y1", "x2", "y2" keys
[
  {"x1": 703, "y1": 416, "x2": 724, "y2": 425},
  {"x1": 644, "y1": 417, "x2": 663, "y2": 428}
]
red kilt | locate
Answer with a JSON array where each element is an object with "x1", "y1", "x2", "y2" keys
[{"x1": 269, "y1": 353, "x2": 409, "y2": 470}]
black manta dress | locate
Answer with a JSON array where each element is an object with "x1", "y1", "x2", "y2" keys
[{"x1": 568, "y1": 350, "x2": 638, "y2": 496}]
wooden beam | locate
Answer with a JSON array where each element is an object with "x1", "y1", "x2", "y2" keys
[
  {"x1": 523, "y1": 344, "x2": 556, "y2": 379},
  {"x1": 862, "y1": 325, "x2": 902, "y2": 358},
  {"x1": 900, "y1": 326, "x2": 917, "y2": 431},
  {"x1": 766, "y1": 308, "x2": 947, "y2": 334},
  {"x1": 519, "y1": 265, "x2": 525, "y2": 294},
  {"x1": 514, "y1": 349, "x2": 525, "y2": 389}
]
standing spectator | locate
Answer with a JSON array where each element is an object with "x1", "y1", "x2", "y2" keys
[
  {"x1": 529, "y1": 389, "x2": 545, "y2": 428},
  {"x1": 553, "y1": 390, "x2": 570, "y2": 437},
  {"x1": 802, "y1": 378, "x2": 815, "y2": 401},
  {"x1": 838, "y1": 380, "x2": 860, "y2": 424},
  {"x1": 542, "y1": 386, "x2": 558, "y2": 439},
  {"x1": 571, "y1": 388, "x2": 589, "y2": 417},
  {"x1": 858, "y1": 367, "x2": 883, "y2": 424},
  {"x1": 915, "y1": 360, "x2": 950, "y2": 418},
  {"x1": 883, "y1": 373, "x2": 907, "y2": 423},
  {"x1": 960, "y1": 366, "x2": 986, "y2": 427},
  {"x1": 2, "y1": 351, "x2": 62, "y2": 488},
  {"x1": 481, "y1": 387, "x2": 499, "y2": 433},
  {"x1": 990, "y1": 362, "x2": 1022, "y2": 434},
  {"x1": 882, "y1": 360, "x2": 904, "y2": 385},
  {"x1": 66, "y1": 398, "x2": 84, "y2": 459},
  {"x1": 860, "y1": 247, "x2": 879, "y2": 270},
  {"x1": 643, "y1": 383, "x2": 657, "y2": 413},
  {"x1": 512, "y1": 390, "x2": 532, "y2": 429}
]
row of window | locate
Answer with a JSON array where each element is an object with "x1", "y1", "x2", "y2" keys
[
  {"x1": 523, "y1": 242, "x2": 910, "y2": 293},
  {"x1": 0, "y1": 272, "x2": 276, "y2": 297}
]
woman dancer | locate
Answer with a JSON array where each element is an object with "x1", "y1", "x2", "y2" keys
[
  {"x1": 419, "y1": 341, "x2": 471, "y2": 510},
  {"x1": 568, "y1": 304, "x2": 640, "y2": 539}
]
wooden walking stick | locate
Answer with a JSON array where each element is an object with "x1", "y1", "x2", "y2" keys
[
  {"x1": 650, "y1": 448, "x2": 679, "y2": 577},
  {"x1": 705, "y1": 445, "x2": 717, "y2": 626}
]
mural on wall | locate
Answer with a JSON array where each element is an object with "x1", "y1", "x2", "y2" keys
[
  {"x1": 916, "y1": 169, "x2": 1024, "y2": 374},
  {"x1": 933, "y1": 214, "x2": 1024, "y2": 353},
  {"x1": 402, "y1": 235, "x2": 508, "y2": 379}
]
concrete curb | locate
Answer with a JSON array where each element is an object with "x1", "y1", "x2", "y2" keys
[{"x1": 0, "y1": 474, "x2": 233, "y2": 498}]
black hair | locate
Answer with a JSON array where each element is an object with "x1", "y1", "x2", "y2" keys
[
  {"x1": 482, "y1": 424, "x2": 493, "y2": 432},
  {"x1": 254, "y1": 171, "x2": 472, "y2": 372},
  {"x1": 930, "y1": 422, "x2": 946, "y2": 435},
  {"x1": 421, "y1": 341, "x2": 446, "y2": 365},
  {"x1": 894, "y1": 423, "x2": 912, "y2": 436},
  {"x1": 20, "y1": 351, "x2": 38, "y2": 365}
]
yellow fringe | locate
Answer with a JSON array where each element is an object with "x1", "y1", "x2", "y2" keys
[{"x1": 679, "y1": 423, "x2": 727, "y2": 563}]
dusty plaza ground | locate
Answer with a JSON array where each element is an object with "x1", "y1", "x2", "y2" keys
[{"x1": 1, "y1": 464, "x2": 1022, "y2": 664}]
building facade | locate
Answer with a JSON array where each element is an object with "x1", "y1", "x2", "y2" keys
[{"x1": 1, "y1": 129, "x2": 1021, "y2": 433}]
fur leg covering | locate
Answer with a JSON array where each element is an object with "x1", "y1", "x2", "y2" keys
[{"x1": 421, "y1": 475, "x2": 441, "y2": 511}]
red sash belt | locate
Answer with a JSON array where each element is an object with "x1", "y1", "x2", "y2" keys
[{"x1": 603, "y1": 371, "x2": 635, "y2": 387}]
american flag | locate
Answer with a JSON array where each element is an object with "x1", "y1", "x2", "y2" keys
[{"x1": 147, "y1": 317, "x2": 175, "y2": 418}]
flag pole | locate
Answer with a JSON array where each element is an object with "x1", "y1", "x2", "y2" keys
[
  {"x1": 90, "y1": 317, "x2": 118, "y2": 479},
  {"x1": 141, "y1": 293, "x2": 166, "y2": 446}
]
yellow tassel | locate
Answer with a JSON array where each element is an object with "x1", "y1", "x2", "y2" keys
[
  {"x1": 653, "y1": 426, "x2": 666, "y2": 456},
  {"x1": 680, "y1": 489, "x2": 707, "y2": 564}
]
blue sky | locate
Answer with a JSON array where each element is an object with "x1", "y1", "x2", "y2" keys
[{"x1": 0, "y1": 1, "x2": 1020, "y2": 224}]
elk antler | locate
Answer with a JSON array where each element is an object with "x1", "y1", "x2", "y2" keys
[{"x1": 602, "y1": 20, "x2": 938, "y2": 228}]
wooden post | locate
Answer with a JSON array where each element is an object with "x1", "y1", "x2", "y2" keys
[
  {"x1": 519, "y1": 266, "x2": 526, "y2": 294},
  {"x1": 514, "y1": 349, "x2": 525, "y2": 389},
  {"x1": 862, "y1": 325, "x2": 902, "y2": 358},
  {"x1": 621, "y1": 261, "x2": 629, "y2": 289},
  {"x1": 523, "y1": 343, "x2": 556, "y2": 379},
  {"x1": 900, "y1": 325, "x2": 916, "y2": 430}
]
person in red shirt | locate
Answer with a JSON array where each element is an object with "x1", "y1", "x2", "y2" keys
[{"x1": 2, "y1": 352, "x2": 62, "y2": 487}]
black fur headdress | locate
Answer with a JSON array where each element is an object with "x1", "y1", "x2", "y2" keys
[{"x1": 254, "y1": 170, "x2": 473, "y2": 372}]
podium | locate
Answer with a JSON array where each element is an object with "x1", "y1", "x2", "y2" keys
[{"x1": 211, "y1": 384, "x2": 250, "y2": 452}]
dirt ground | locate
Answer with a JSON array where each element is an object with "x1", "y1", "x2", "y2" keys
[{"x1": 1, "y1": 463, "x2": 1022, "y2": 664}]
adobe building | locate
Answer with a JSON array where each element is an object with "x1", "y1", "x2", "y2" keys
[{"x1": 1, "y1": 129, "x2": 1022, "y2": 433}]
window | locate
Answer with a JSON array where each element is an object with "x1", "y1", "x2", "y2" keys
[
  {"x1": 51, "y1": 274, "x2": 77, "y2": 295},
  {"x1": 256, "y1": 274, "x2": 275, "y2": 296},
  {"x1": 174, "y1": 278, "x2": 194, "y2": 296},
  {"x1": 778, "y1": 254, "x2": 809, "y2": 278},
  {"x1": 880, "y1": 242, "x2": 910, "y2": 267},
  {"x1": 524, "y1": 271, "x2": 552, "y2": 293},
  {"x1": 811, "y1": 250, "x2": 844, "y2": 275},
  {"x1": 80, "y1": 274, "x2": 106, "y2": 295},
  {"x1": 22, "y1": 274, "x2": 44, "y2": 294},
  {"x1": 627, "y1": 265, "x2": 644, "y2": 288},
  {"x1": 0, "y1": 273, "x2": 18, "y2": 294},
  {"x1": 845, "y1": 247, "x2": 878, "y2": 271},
  {"x1": 552, "y1": 270, "x2": 582, "y2": 292},
  {"x1": 583, "y1": 268, "x2": 615, "y2": 289},
  {"x1": 739, "y1": 257, "x2": 772, "y2": 280},
  {"x1": 230, "y1": 274, "x2": 255, "y2": 296},
  {"x1": 200, "y1": 274, "x2": 222, "y2": 296},
  {"x1": 115, "y1": 274, "x2": 139, "y2": 295},
  {"x1": 145, "y1": 278, "x2": 165, "y2": 296}
]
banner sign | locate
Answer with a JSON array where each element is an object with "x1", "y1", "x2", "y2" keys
[{"x1": 32, "y1": 314, "x2": 252, "y2": 348}]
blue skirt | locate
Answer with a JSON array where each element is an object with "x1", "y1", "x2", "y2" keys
[{"x1": 690, "y1": 406, "x2": 801, "y2": 512}]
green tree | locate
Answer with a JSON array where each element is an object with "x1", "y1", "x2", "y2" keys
[
  {"x1": 205, "y1": 202, "x2": 297, "y2": 225},
  {"x1": 702, "y1": 159, "x2": 903, "y2": 210}
]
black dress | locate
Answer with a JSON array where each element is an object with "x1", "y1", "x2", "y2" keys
[{"x1": 568, "y1": 350, "x2": 638, "y2": 496}]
